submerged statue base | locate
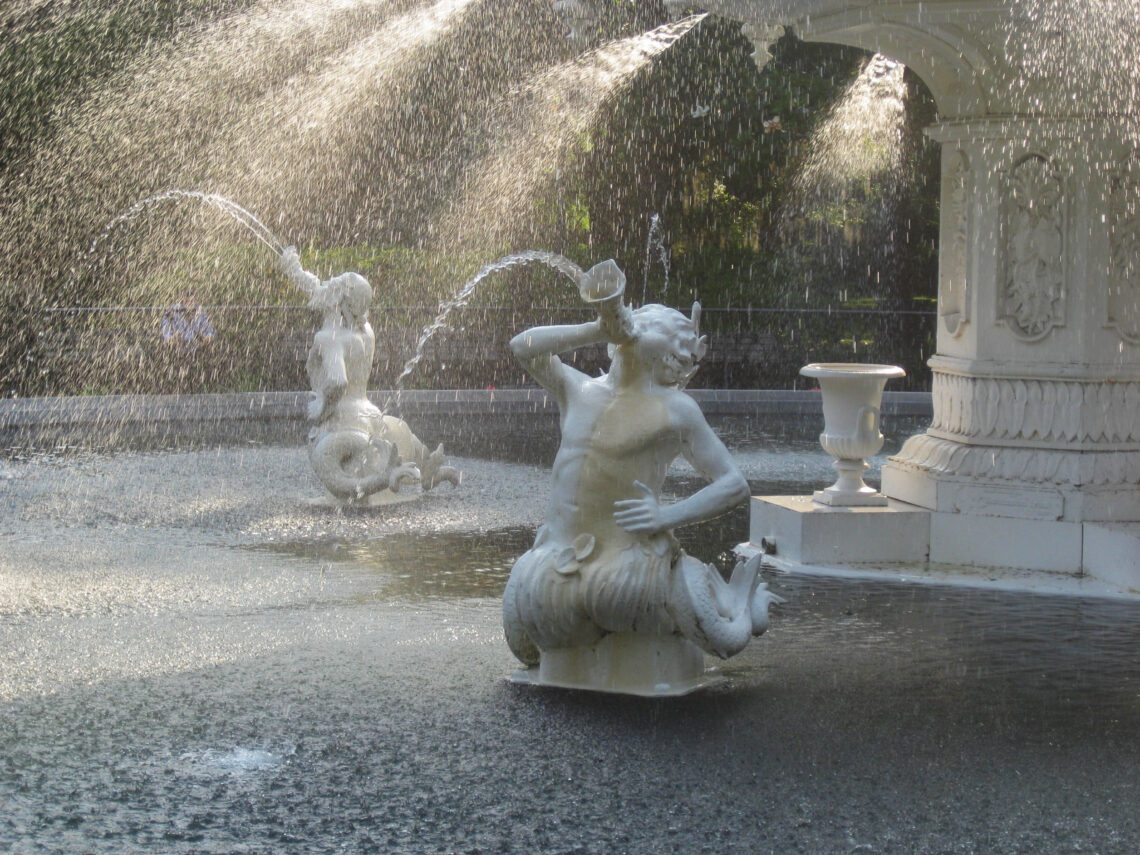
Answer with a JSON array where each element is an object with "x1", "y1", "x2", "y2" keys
[
  {"x1": 502, "y1": 257, "x2": 781, "y2": 696},
  {"x1": 508, "y1": 632, "x2": 718, "y2": 697}
]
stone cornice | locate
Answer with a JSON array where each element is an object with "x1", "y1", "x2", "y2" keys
[
  {"x1": 927, "y1": 356, "x2": 1140, "y2": 384},
  {"x1": 928, "y1": 371, "x2": 1140, "y2": 449},
  {"x1": 890, "y1": 433, "x2": 1140, "y2": 488},
  {"x1": 703, "y1": 1, "x2": 1138, "y2": 121},
  {"x1": 927, "y1": 118, "x2": 1140, "y2": 146}
]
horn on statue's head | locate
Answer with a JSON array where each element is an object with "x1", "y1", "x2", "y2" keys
[{"x1": 691, "y1": 301, "x2": 707, "y2": 362}]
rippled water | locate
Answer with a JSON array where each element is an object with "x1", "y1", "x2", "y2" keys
[{"x1": 2, "y1": 437, "x2": 1139, "y2": 853}]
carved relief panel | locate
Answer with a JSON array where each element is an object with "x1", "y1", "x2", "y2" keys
[
  {"x1": 939, "y1": 150, "x2": 970, "y2": 337},
  {"x1": 1000, "y1": 154, "x2": 1065, "y2": 341},
  {"x1": 1107, "y1": 154, "x2": 1140, "y2": 345}
]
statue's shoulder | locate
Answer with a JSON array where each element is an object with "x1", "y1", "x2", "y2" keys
[
  {"x1": 540, "y1": 358, "x2": 598, "y2": 403},
  {"x1": 663, "y1": 387, "x2": 704, "y2": 420}
]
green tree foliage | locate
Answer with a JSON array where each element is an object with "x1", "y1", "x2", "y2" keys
[
  {"x1": 0, "y1": 3, "x2": 939, "y2": 394},
  {"x1": 536, "y1": 17, "x2": 939, "y2": 386},
  {"x1": 0, "y1": 2, "x2": 258, "y2": 176}
]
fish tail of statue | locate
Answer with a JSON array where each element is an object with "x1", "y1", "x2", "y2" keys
[
  {"x1": 502, "y1": 561, "x2": 540, "y2": 666},
  {"x1": 669, "y1": 552, "x2": 766, "y2": 660},
  {"x1": 420, "y1": 443, "x2": 460, "y2": 490},
  {"x1": 502, "y1": 541, "x2": 607, "y2": 659},
  {"x1": 310, "y1": 432, "x2": 408, "y2": 501},
  {"x1": 380, "y1": 417, "x2": 460, "y2": 491}
]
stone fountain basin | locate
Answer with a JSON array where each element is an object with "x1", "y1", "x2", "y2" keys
[{"x1": 3, "y1": 431, "x2": 1139, "y2": 854}]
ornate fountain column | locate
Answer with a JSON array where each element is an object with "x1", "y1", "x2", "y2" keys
[
  {"x1": 882, "y1": 120, "x2": 1140, "y2": 573},
  {"x1": 701, "y1": 0, "x2": 1140, "y2": 581}
]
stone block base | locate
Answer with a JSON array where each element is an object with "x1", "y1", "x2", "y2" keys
[
  {"x1": 508, "y1": 632, "x2": 720, "y2": 697},
  {"x1": 744, "y1": 496, "x2": 1140, "y2": 595},
  {"x1": 929, "y1": 513, "x2": 1082, "y2": 572},
  {"x1": 1083, "y1": 523, "x2": 1140, "y2": 593},
  {"x1": 747, "y1": 495, "x2": 930, "y2": 566}
]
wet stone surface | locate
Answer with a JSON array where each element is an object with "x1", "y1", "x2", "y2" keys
[{"x1": 2, "y1": 439, "x2": 1139, "y2": 854}]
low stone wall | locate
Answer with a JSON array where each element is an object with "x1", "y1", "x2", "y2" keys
[
  {"x1": 29, "y1": 306, "x2": 936, "y2": 395},
  {"x1": 0, "y1": 389, "x2": 932, "y2": 455}
]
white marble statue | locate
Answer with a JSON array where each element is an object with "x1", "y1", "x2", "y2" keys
[
  {"x1": 278, "y1": 247, "x2": 459, "y2": 502},
  {"x1": 503, "y1": 259, "x2": 782, "y2": 695}
]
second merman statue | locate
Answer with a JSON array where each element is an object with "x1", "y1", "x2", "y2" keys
[{"x1": 278, "y1": 246, "x2": 459, "y2": 500}]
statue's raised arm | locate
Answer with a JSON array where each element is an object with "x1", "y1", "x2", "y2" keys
[
  {"x1": 509, "y1": 259, "x2": 634, "y2": 403},
  {"x1": 278, "y1": 246, "x2": 322, "y2": 297}
]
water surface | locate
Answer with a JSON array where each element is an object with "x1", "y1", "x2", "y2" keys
[{"x1": 2, "y1": 440, "x2": 1138, "y2": 853}]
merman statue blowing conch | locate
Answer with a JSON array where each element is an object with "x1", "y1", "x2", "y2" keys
[{"x1": 503, "y1": 258, "x2": 782, "y2": 696}]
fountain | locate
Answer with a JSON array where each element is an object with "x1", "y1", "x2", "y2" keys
[
  {"x1": 278, "y1": 246, "x2": 459, "y2": 501},
  {"x1": 641, "y1": 212, "x2": 670, "y2": 304},
  {"x1": 684, "y1": 0, "x2": 1140, "y2": 590},
  {"x1": 4, "y1": 1, "x2": 1140, "y2": 852}
]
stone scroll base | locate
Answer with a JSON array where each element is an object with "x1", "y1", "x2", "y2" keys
[
  {"x1": 742, "y1": 495, "x2": 1140, "y2": 596},
  {"x1": 508, "y1": 632, "x2": 723, "y2": 697}
]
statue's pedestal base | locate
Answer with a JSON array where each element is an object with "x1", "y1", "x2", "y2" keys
[
  {"x1": 743, "y1": 495, "x2": 1140, "y2": 595},
  {"x1": 305, "y1": 489, "x2": 419, "y2": 508},
  {"x1": 749, "y1": 495, "x2": 930, "y2": 565},
  {"x1": 508, "y1": 632, "x2": 721, "y2": 697}
]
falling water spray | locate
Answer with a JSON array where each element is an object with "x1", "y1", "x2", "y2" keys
[
  {"x1": 393, "y1": 250, "x2": 584, "y2": 393},
  {"x1": 643, "y1": 213, "x2": 670, "y2": 304}
]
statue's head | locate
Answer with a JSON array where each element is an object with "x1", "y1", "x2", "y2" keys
[
  {"x1": 311, "y1": 272, "x2": 372, "y2": 324},
  {"x1": 339, "y1": 273, "x2": 372, "y2": 322},
  {"x1": 627, "y1": 302, "x2": 706, "y2": 388}
]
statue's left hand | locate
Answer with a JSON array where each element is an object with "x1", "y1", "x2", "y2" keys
[
  {"x1": 279, "y1": 245, "x2": 302, "y2": 274},
  {"x1": 613, "y1": 480, "x2": 664, "y2": 534}
]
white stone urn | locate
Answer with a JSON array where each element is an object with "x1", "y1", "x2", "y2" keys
[{"x1": 801, "y1": 363, "x2": 905, "y2": 506}]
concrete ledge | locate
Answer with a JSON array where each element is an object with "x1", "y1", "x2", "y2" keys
[
  {"x1": 930, "y1": 513, "x2": 1083, "y2": 575},
  {"x1": 0, "y1": 389, "x2": 932, "y2": 450},
  {"x1": 0, "y1": 391, "x2": 310, "y2": 429},
  {"x1": 1083, "y1": 523, "x2": 1140, "y2": 593},
  {"x1": 747, "y1": 553, "x2": 1135, "y2": 600},
  {"x1": 685, "y1": 389, "x2": 931, "y2": 417},
  {"x1": 0, "y1": 388, "x2": 931, "y2": 422},
  {"x1": 742, "y1": 497, "x2": 1140, "y2": 598}
]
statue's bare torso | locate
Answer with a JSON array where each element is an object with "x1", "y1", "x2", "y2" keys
[{"x1": 546, "y1": 376, "x2": 681, "y2": 550}]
